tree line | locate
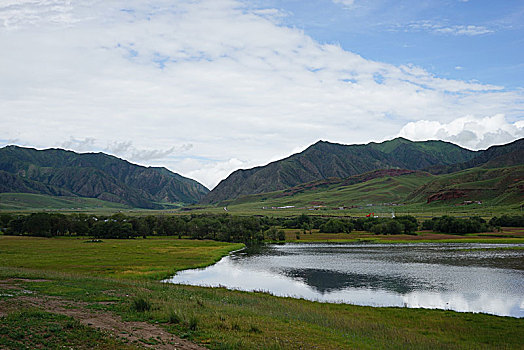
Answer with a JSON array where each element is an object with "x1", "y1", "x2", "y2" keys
[
  {"x1": 0, "y1": 213, "x2": 278, "y2": 244},
  {"x1": 1, "y1": 213, "x2": 522, "y2": 242}
]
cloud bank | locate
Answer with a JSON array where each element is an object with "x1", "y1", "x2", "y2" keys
[
  {"x1": 0, "y1": 0, "x2": 522, "y2": 188},
  {"x1": 399, "y1": 115, "x2": 524, "y2": 150}
]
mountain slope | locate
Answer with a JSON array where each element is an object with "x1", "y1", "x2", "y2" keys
[
  {"x1": 221, "y1": 165, "x2": 523, "y2": 211},
  {"x1": 407, "y1": 165, "x2": 524, "y2": 205},
  {"x1": 425, "y1": 138, "x2": 524, "y2": 174},
  {"x1": 223, "y1": 169, "x2": 434, "y2": 208},
  {"x1": 0, "y1": 146, "x2": 209, "y2": 209},
  {"x1": 202, "y1": 138, "x2": 476, "y2": 204}
]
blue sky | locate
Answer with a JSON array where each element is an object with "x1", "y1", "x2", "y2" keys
[
  {"x1": 0, "y1": 0, "x2": 522, "y2": 188},
  {"x1": 254, "y1": 0, "x2": 524, "y2": 89}
]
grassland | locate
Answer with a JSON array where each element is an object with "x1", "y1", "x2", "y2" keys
[
  {"x1": 0, "y1": 235, "x2": 523, "y2": 349},
  {"x1": 0, "y1": 193, "x2": 130, "y2": 212},
  {"x1": 281, "y1": 227, "x2": 524, "y2": 243},
  {"x1": 0, "y1": 236, "x2": 243, "y2": 280},
  {"x1": 186, "y1": 202, "x2": 522, "y2": 221}
]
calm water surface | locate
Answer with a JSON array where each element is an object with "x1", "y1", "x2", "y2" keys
[{"x1": 165, "y1": 243, "x2": 524, "y2": 317}]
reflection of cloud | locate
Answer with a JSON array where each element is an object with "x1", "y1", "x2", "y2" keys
[{"x1": 402, "y1": 291, "x2": 523, "y2": 317}]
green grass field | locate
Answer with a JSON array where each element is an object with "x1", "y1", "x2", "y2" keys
[
  {"x1": 0, "y1": 236, "x2": 243, "y2": 280},
  {"x1": 0, "y1": 235, "x2": 522, "y2": 349},
  {"x1": 0, "y1": 193, "x2": 130, "y2": 212},
  {"x1": 281, "y1": 227, "x2": 524, "y2": 243}
]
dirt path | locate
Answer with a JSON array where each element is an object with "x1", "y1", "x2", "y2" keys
[{"x1": 0, "y1": 279, "x2": 207, "y2": 350}]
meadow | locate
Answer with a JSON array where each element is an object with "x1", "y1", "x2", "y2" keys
[{"x1": 0, "y1": 236, "x2": 243, "y2": 280}]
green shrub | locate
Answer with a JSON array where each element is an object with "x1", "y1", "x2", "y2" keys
[
  {"x1": 131, "y1": 297, "x2": 151, "y2": 312},
  {"x1": 489, "y1": 214, "x2": 524, "y2": 227},
  {"x1": 188, "y1": 315, "x2": 199, "y2": 330},
  {"x1": 168, "y1": 310, "x2": 181, "y2": 324}
]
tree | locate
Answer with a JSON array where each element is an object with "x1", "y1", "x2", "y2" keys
[
  {"x1": 320, "y1": 219, "x2": 353, "y2": 233},
  {"x1": 394, "y1": 215, "x2": 418, "y2": 234},
  {"x1": 265, "y1": 226, "x2": 279, "y2": 240}
]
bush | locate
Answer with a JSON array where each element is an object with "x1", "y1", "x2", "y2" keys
[
  {"x1": 421, "y1": 218, "x2": 437, "y2": 230},
  {"x1": 431, "y1": 216, "x2": 491, "y2": 234},
  {"x1": 489, "y1": 215, "x2": 524, "y2": 227},
  {"x1": 131, "y1": 297, "x2": 151, "y2": 312},
  {"x1": 370, "y1": 219, "x2": 403, "y2": 235},
  {"x1": 264, "y1": 227, "x2": 279, "y2": 240},
  {"x1": 394, "y1": 215, "x2": 418, "y2": 234},
  {"x1": 188, "y1": 315, "x2": 199, "y2": 331},
  {"x1": 167, "y1": 310, "x2": 181, "y2": 324}
]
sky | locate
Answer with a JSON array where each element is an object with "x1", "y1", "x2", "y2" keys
[{"x1": 0, "y1": 0, "x2": 523, "y2": 189}]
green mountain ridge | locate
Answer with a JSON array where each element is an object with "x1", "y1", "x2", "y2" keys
[
  {"x1": 220, "y1": 165, "x2": 523, "y2": 211},
  {"x1": 202, "y1": 137, "x2": 478, "y2": 204},
  {"x1": 0, "y1": 146, "x2": 209, "y2": 209},
  {"x1": 425, "y1": 138, "x2": 524, "y2": 174}
]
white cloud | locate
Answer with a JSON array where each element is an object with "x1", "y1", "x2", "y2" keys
[
  {"x1": 0, "y1": 0, "x2": 522, "y2": 188},
  {"x1": 407, "y1": 21, "x2": 493, "y2": 36},
  {"x1": 61, "y1": 137, "x2": 96, "y2": 152},
  {"x1": 104, "y1": 140, "x2": 191, "y2": 162},
  {"x1": 398, "y1": 114, "x2": 524, "y2": 150},
  {"x1": 332, "y1": 0, "x2": 355, "y2": 7},
  {"x1": 181, "y1": 157, "x2": 249, "y2": 190}
]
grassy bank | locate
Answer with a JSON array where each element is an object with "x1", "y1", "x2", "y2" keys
[
  {"x1": 0, "y1": 236, "x2": 523, "y2": 349},
  {"x1": 282, "y1": 228, "x2": 524, "y2": 243},
  {"x1": 0, "y1": 236, "x2": 243, "y2": 280}
]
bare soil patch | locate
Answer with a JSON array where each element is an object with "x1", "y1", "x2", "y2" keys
[{"x1": 0, "y1": 280, "x2": 206, "y2": 349}]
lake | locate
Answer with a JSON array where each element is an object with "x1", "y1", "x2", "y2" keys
[{"x1": 164, "y1": 242, "x2": 524, "y2": 317}]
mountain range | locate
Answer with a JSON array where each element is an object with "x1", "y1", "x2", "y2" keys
[
  {"x1": 202, "y1": 137, "x2": 524, "y2": 204},
  {"x1": 0, "y1": 146, "x2": 209, "y2": 209},
  {"x1": 1, "y1": 137, "x2": 522, "y2": 210}
]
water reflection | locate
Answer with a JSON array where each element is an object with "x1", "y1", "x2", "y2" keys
[
  {"x1": 284, "y1": 268, "x2": 419, "y2": 294},
  {"x1": 164, "y1": 243, "x2": 524, "y2": 317}
]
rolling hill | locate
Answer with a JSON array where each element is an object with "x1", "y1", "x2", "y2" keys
[{"x1": 0, "y1": 146, "x2": 209, "y2": 209}]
